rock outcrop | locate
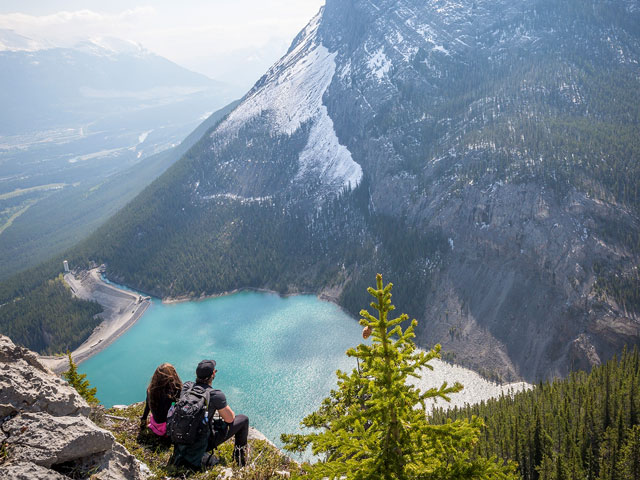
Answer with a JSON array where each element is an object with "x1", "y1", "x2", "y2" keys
[{"x1": 0, "y1": 335, "x2": 147, "y2": 479}]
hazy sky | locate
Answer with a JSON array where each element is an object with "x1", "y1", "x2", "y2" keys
[{"x1": 0, "y1": 1, "x2": 325, "y2": 88}]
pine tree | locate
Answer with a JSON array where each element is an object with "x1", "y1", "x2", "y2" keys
[
  {"x1": 62, "y1": 351, "x2": 98, "y2": 405},
  {"x1": 618, "y1": 425, "x2": 640, "y2": 480},
  {"x1": 282, "y1": 274, "x2": 517, "y2": 479}
]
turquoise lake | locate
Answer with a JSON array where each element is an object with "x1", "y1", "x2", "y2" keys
[{"x1": 79, "y1": 291, "x2": 363, "y2": 449}]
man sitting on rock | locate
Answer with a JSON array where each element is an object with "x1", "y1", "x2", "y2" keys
[{"x1": 170, "y1": 359, "x2": 250, "y2": 470}]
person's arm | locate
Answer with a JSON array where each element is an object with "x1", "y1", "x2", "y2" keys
[
  {"x1": 210, "y1": 389, "x2": 234, "y2": 424},
  {"x1": 218, "y1": 405, "x2": 235, "y2": 424},
  {"x1": 140, "y1": 396, "x2": 150, "y2": 426}
]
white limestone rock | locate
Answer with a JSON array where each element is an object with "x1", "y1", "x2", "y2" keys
[
  {"x1": 0, "y1": 462, "x2": 68, "y2": 479},
  {"x1": 0, "y1": 335, "x2": 148, "y2": 479},
  {"x1": 3, "y1": 412, "x2": 114, "y2": 468},
  {"x1": 66, "y1": 443, "x2": 148, "y2": 480},
  {"x1": 0, "y1": 336, "x2": 90, "y2": 418}
]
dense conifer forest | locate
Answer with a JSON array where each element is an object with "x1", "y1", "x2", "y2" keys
[
  {"x1": 0, "y1": 272, "x2": 101, "y2": 354},
  {"x1": 430, "y1": 348, "x2": 640, "y2": 480}
]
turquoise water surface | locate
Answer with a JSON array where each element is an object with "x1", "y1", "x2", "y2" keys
[{"x1": 79, "y1": 291, "x2": 363, "y2": 448}]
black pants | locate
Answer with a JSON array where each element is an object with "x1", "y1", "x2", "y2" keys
[{"x1": 207, "y1": 414, "x2": 249, "y2": 466}]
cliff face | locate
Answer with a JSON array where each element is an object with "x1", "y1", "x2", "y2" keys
[
  {"x1": 80, "y1": 0, "x2": 640, "y2": 381},
  {"x1": 0, "y1": 335, "x2": 147, "y2": 479},
  {"x1": 315, "y1": 0, "x2": 640, "y2": 379}
]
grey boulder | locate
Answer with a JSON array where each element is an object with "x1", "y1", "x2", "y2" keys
[{"x1": 0, "y1": 335, "x2": 147, "y2": 479}]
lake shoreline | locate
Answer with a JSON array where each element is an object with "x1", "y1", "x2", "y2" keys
[
  {"x1": 39, "y1": 269, "x2": 348, "y2": 374},
  {"x1": 42, "y1": 270, "x2": 528, "y2": 391},
  {"x1": 162, "y1": 286, "x2": 342, "y2": 306},
  {"x1": 39, "y1": 268, "x2": 151, "y2": 374}
]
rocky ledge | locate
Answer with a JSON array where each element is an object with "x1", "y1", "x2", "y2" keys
[{"x1": 0, "y1": 334, "x2": 147, "y2": 479}]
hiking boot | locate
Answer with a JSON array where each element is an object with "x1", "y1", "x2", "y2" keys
[
  {"x1": 233, "y1": 445, "x2": 250, "y2": 467},
  {"x1": 201, "y1": 452, "x2": 220, "y2": 469}
]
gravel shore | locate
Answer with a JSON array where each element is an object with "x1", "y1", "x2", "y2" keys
[{"x1": 39, "y1": 268, "x2": 150, "y2": 373}]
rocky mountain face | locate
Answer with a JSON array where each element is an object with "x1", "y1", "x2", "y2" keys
[
  {"x1": 0, "y1": 335, "x2": 147, "y2": 479},
  {"x1": 82, "y1": 0, "x2": 640, "y2": 381}
]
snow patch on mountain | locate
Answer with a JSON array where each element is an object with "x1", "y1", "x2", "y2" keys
[
  {"x1": 220, "y1": 43, "x2": 335, "y2": 136},
  {"x1": 0, "y1": 29, "x2": 46, "y2": 51},
  {"x1": 201, "y1": 193, "x2": 273, "y2": 205},
  {"x1": 338, "y1": 58, "x2": 352, "y2": 80},
  {"x1": 367, "y1": 47, "x2": 392, "y2": 79},
  {"x1": 73, "y1": 38, "x2": 148, "y2": 58},
  {"x1": 428, "y1": 0, "x2": 472, "y2": 23},
  {"x1": 296, "y1": 106, "x2": 362, "y2": 191},
  {"x1": 624, "y1": 0, "x2": 639, "y2": 13},
  {"x1": 215, "y1": 11, "x2": 362, "y2": 196},
  {"x1": 432, "y1": 44, "x2": 450, "y2": 56},
  {"x1": 138, "y1": 130, "x2": 152, "y2": 144},
  {"x1": 0, "y1": 30, "x2": 147, "y2": 57}
]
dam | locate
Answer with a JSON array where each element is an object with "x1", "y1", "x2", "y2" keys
[{"x1": 40, "y1": 268, "x2": 151, "y2": 373}]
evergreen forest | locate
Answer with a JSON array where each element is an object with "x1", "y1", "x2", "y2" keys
[
  {"x1": 430, "y1": 348, "x2": 640, "y2": 480},
  {"x1": 0, "y1": 272, "x2": 102, "y2": 355}
]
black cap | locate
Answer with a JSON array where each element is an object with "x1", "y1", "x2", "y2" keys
[{"x1": 196, "y1": 359, "x2": 216, "y2": 378}]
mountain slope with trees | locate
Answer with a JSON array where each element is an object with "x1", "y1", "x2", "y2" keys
[
  {"x1": 431, "y1": 347, "x2": 640, "y2": 480},
  {"x1": 0, "y1": 100, "x2": 240, "y2": 280},
  {"x1": 0, "y1": 102, "x2": 239, "y2": 353}
]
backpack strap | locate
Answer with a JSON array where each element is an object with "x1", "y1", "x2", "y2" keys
[
  {"x1": 183, "y1": 382, "x2": 211, "y2": 410},
  {"x1": 181, "y1": 382, "x2": 196, "y2": 398},
  {"x1": 204, "y1": 389, "x2": 211, "y2": 425},
  {"x1": 190, "y1": 384, "x2": 211, "y2": 418}
]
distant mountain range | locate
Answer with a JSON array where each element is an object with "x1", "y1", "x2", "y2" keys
[
  {"x1": 0, "y1": 34, "x2": 229, "y2": 134},
  {"x1": 0, "y1": 28, "x2": 45, "y2": 51},
  {"x1": 0, "y1": 33, "x2": 237, "y2": 278},
  {"x1": 10, "y1": 0, "x2": 640, "y2": 381}
]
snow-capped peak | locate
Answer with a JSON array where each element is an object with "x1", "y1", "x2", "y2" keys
[
  {"x1": 213, "y1": 10, "x2": 362, "y2": 199},
  {"x1": 0, "y1": 29, "x2": 51, "y2": 52},
  {"x1": 0, "y1": 29, "x2": 149, "y2": 58},
  {"x1": 73, "y1": 37, "x2": 149, "y2": 57}
]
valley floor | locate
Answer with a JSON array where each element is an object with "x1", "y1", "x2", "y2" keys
[{"x1": 39, "y1": 268, "x2": 150, "y2": 373}]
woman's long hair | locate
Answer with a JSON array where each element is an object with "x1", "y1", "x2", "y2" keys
[{"x1": 147, "y1": 363, "x2": 182, "y2": 414}]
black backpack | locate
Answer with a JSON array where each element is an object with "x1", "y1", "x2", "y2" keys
[{"x1": 167, "y1": 383, "x2": 211, "y2": 445}]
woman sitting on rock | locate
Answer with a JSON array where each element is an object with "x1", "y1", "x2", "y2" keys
[{"x1": 141, "y1": 363, "x2": 182, "y2": 436}]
